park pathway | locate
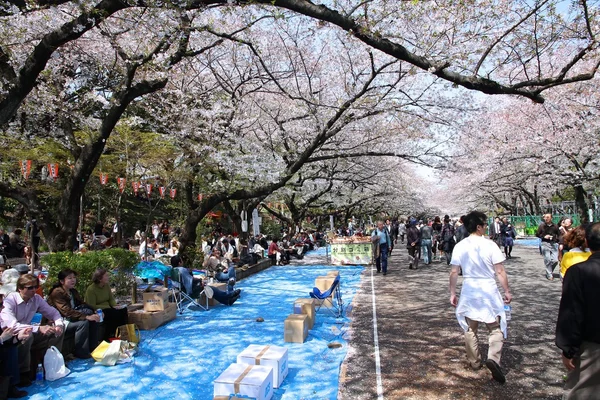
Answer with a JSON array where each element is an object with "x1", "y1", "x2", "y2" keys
[{"x1": 338, "y1": 244, "x2": 566, "y2": 400}]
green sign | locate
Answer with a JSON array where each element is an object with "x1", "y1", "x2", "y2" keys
[{"x1": 331, "y1": 243, "x2": 372, "y2": 265}]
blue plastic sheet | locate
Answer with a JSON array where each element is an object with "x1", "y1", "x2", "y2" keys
[
  {"x1": 134, "y1": 261, "x2": 172, "y2": 280},
  {"x1": 27, "y1": 260, "x2": 364, "y2": 400}
]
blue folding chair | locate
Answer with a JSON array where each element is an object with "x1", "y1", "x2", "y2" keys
[{"x1": 310, "y1": 275, "x2": 343, "y2": 317}]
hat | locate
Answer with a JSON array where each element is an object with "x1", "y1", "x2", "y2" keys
[{"x1": 14, "y1": 264, "x2": 30, "y2": 274}]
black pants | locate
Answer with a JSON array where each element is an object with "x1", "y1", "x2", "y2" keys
[
  {"x1": 67, "y1": 320, "x2": 99, "y2": 358},
  {"x1": 101, "y1": 308, "x2": 128, "y2": 340}
]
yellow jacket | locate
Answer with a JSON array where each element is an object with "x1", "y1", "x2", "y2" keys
[{"x1": 560, "y1": 249, "x2": 591, "y2": 277}]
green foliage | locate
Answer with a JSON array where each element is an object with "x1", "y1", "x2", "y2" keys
[
  {"x1": 261, "y1": 217, "x2": 282, "y2": 238},
  {"x1": 41, "y1": 248, "x2": 139, "y2": 297}
]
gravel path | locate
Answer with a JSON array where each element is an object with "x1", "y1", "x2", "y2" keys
[{"x1": 338, "y1": 245, "x2": 565, "y2": 399}]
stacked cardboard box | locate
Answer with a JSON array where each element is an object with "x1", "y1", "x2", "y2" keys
[
  {"x1": 142, "y1": 287, "x2": 169, "y2": 312},
  {"x1": 237, "y1": 345, "x2": 288, "y2": 389},
  {"x1": 293, "y1": 298, "x2": 316, "y2": 329},
  {"x1": 213, "y1": 363, "x2": 274, "y2": 400},
  {"x1": 128, "y1": 302, "x2": 177, "y2": 330}
]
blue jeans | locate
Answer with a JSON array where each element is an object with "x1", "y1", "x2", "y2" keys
[
  {"x1": 215, "y1": 267, "x2": 236, "y2": 293},
  {"x1": 421, "y1": 239, "x2": 432, "y2": 264},
  {"x1": 376, "y1": 243, "x2": 389, "y2": 273}
]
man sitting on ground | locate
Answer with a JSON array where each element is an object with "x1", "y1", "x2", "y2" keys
[{"x1": 0, "y1": 274, "x2": 64, "y2": 386}]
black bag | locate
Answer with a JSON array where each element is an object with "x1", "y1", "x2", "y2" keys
[{"x1": 74, "y1": 304, "x2": 95, "y2": 316}]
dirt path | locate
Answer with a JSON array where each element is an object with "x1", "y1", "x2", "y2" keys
[{"x1": 339, "y1": 245, "x2": 566, "y2": 400}]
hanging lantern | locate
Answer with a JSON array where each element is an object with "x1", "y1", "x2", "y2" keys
[
  {"x1": 170, "y1": 188, "x2": 177, "y2": 199},
  {"x1": 146, "y1": 184, "x2": 153, "y2": 196},
  {"x1": 132, "y1": 181, "x2": 140, "y2": 194},
  {"x1": 117, "y1": 177, "x2": 126, "y2": 193},
  {"x1": 198, "y1": 194, "x2": 203, "y2": 201},
  {"x1": 20, "y1": 160, "x2": 31, "y2": 180},
  {"x1": 99, "y1": 173, "x2": 109, "y2": 185},
  {"x1": 159, "y1": 186, "x2": 166, "y2": 198},
  {"x1": 47, "y1": 163, "x2": 59, "y2": 181}
]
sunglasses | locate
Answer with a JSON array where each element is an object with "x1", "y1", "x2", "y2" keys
[{"x1": 24, "y1": 285, "x2": 39, "y2": 290}]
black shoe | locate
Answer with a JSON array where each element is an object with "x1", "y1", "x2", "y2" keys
[
  {"x1": 17, "y1": 375, "x2": 31, "y2": 388},
  {"x1": 8, "y1": 386, "x2": 28, "y2": 398},
  {"x1": 233, "y1": 289, "x2": 241, "y2": 297},
  {"x1": 376, "y1": 270, "x2": 381, "y2": 273},
  {"x1": 227, "y1": 294, "x2": 240, "y2": 306},
  {"x1": 485, "y1": 359, "x2": 506, "y2": 384},
  {"x1": 382, "y1": 272, "x2": 386, "y2": 275}
]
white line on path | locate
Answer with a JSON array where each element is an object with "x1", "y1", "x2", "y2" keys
[{"x1": 371, "y1": 266, "x2": 384, "y2": 399}]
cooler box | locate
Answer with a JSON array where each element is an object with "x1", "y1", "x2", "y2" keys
[
  {"x1": 237, "y1": 344, "x2": 288, "y2": 388},
  {"x1": 214, "y1": 363, "x2": 273, "y2": 400}
]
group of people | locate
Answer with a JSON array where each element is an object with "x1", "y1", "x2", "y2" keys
[
  {"x1": 0, "y1": 268, "x2": 128, "y2": 397},
  {"x1": 536, "y1": 214, "x2": 593, "y2": 281},
  {"x1": 371, "y1": 216, "x2": 469, "y2": 273}
]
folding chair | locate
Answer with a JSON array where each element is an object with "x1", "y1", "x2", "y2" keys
[
  {"x1": 309, "y1": 275, "x2": 343, "y2": 317},
  {"x1": 170, "y1": 268, "x2": 208, "y2": 313}
]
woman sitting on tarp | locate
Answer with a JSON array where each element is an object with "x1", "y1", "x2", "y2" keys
[
  {"x1": 202, "y1": 248, "x2": 236, "y2": 293},
  {"x1": 84, "y1": 269, "x2": 128, "y2": 341},
  {"x1": 48, "y1": 269, "x2": 100, "y2": 359}
]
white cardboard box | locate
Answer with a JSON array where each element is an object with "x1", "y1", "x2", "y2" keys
[
  {"x1": 236, "y1": 345, "x2": 288, "y2": 389},
  {"x1": 214, "y1": 363, "x2": 273, "y2": 400}
]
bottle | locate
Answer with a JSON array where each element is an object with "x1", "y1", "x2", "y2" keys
[
  {"x1": 504, "y1": 304, "x2": 512, "y2": 321},
  {"x1": 97, "y1": 309, "x2": 104, "y2": 323},
  {"x1": 35, "y1": 363, "x2": 44, "y2": 384}
]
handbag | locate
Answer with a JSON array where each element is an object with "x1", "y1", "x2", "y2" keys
[
  {"x1": 92, "y1": 340, "x2": 122, "y2": 366},
  {"x1": 74, "y1": 304, "x2": 95, "y2": 316},
  {"x1": 115, "y1": 324, "x2": 141, "y2": 344}
]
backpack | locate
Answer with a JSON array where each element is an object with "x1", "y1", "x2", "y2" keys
[{"x1": 442, "y1": 224, "x2": 455, "y2": 243}]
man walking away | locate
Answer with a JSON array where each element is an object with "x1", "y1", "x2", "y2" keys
[
  {"x1": 536, "y1": 213, "x2": 559, "y2": 280},
  {"x1": 555, "y1": 222, "x2": 600, "y2": 400},
  {"x1": 371, "y1": 221, "x2": 391, "y2": 275},
  {"x1": 406, "y1": 219, "x2": 421, "y2": 269},
  {"x1": 441, "y1": 215, "x2": 456, "y2": 265},
  {"x1": 420, "y1": 220, "x2": 433, "y2": 265},
  {"x1": 450, "y1": 211, "x2": 511, "y2": 384}
]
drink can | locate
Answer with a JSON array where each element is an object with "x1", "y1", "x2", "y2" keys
[{"x1": 97, "y1": 309, "x2": 104, "y2": 323}]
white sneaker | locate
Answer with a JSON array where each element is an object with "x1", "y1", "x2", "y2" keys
[{"x1": 203, "y1": 285, "x2": 214, "y2": 299}]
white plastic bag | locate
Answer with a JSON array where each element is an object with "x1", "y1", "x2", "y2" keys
[{"x1": 43, "y1": 346, "x2": 70, "y2": 381}]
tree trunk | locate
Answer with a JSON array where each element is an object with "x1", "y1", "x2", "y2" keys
[{"x1": 573, "y1": 184, "x2": 590, "y2": 223}]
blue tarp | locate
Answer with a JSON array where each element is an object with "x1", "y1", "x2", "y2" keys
[
  {"x1": 27, "y1": 261, "x2": 364, "y2": 399},
  {"x1": 134, "y1": 261, "x2": 172, "y2": 280}
]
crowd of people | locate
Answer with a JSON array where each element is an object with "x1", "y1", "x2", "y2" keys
[{"x1": 1, "y1": 211, "x2": 598, "y2": 398}]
